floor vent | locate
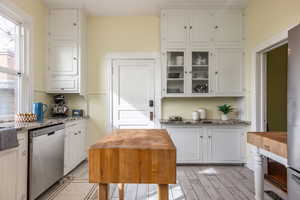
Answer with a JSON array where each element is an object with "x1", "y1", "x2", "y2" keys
[{"x1": 265, "y1": 190, "x2": 284, "y2": 200}]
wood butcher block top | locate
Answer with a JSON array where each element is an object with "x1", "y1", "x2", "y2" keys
[
  {"x1": 90, "y1": 129, "x2": 176, "y2": 150},
  {"x1": 247, "y1": 132, "x2": 287, "y2": 158},
  {"x1": 89, "y1": 129, "x2": 176, "y2": 184}
]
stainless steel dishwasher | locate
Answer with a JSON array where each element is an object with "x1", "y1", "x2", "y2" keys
[{"x1": 29, "y1": 123, "x2": 65, "y2": 200}]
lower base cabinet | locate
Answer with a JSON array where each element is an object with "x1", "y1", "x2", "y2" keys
[
  {"x1": 0, "y1": 132, "x2": 28, "y2": 200},
  {"x1": 165, "y1": 125, "x2": 246, "y2": 164},
  {"x1": 64, "y1": 120, "x2": 87, "y2": 175}
]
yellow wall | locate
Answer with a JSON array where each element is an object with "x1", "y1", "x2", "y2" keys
[
  {"x1": 244, "y1": 0, "x2": 300, "y2": 121},
  {"x1": 9, "y1": 0, "x2": 51, "y2": 104}
]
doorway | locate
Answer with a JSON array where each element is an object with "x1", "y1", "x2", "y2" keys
[
  {"x1": 111, "y1": 59, "x2": 156, "y2": 129},
  {"x1": 265, "y1": 43, "x2": 288, "y2": 191}
]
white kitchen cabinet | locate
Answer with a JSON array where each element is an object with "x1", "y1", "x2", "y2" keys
[
  {"x1": 0, "y1": 132, "x2": 28, "y2": 200},
  {"x1": 189, "y1": 11, "x2": 214, "y2": 47},
  {"x1": 214, "y1": 11, "x2": 244, "y2": 47},
  {"x1": 207, "y1": 127, "x2": 245, "y2": 163},
  {"x1": 17, "y1": 133, "x2": 28, "y2": 200},
  {"x1": 49, "y1": 9, "x2": 78, "y2": 40},
  {"x1": 161, "y1": 10, "x2": 188, "y2": 48},
  {"x1": 47, "y1": 8, "x2": 86, "y2": 95},
  {"x1": 64, "y1": 120, "x2": 87, "y2": 175},
  {"x1": 167, "y1": 127, "x2": 205, "y2": 163},
  {"x1": 164, "y1": 125, "x2": 246, "y2": 164},
  {"x1": 161, "y1": 9, "x2": 244, "y2": 97},
  {"x1": 49, "y1": 41, "x2": 78, "y2": 75},
  {"x1": 214, "y1": 48, "x2": 244, "y2": 96},
  {"x1": 47, "y1": 76, "x2": 79, "y2": 93}
]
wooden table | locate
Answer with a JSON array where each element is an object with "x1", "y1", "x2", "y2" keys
[
  {"x1": 89, "y1": 129, "x2": 177, "y2": 200},
  {"x1": 247, "y1": 132, "x2": 287, "y2": 200}
]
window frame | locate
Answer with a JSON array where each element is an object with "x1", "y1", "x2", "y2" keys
[{"x1": 0, "y1": 0, "x2": 33, "y2": 120}]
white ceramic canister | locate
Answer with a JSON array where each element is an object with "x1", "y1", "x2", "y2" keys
[
  {"x1": 192, "y1": 111, "x2": 200, "y2": 121},
  {"x1": 197, "y1": 108, "x2": 207, "y2": 120}
]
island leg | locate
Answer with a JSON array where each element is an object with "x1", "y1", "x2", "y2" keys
[
  {"x1": 158, "y1": 184, "x2": 169, "y2": 200},
  {"x1": 118, "y1": 184, "x2": 124, "y2": 200},
  {"x1": 253, "y1": 147, "x2": 264, "y2": 200},
  {"x1": 98, "y1": 184, "x2": 109, "y2": 200}
]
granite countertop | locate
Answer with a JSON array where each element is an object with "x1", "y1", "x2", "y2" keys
[
  {"x1": 160, "y1": 119, "x2": 251, "y2": 126},
  {"x1": 0, "y1": 117, "x2": 88, "y2": 131}
]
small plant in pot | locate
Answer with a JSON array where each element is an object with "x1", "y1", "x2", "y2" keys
[{"x1": 218, "y1": 104, "x2": 234, "y2": 121}]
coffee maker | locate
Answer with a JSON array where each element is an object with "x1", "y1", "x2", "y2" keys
[{"x1": 51, "y1": 94, "x2": 69, "y2": 117}]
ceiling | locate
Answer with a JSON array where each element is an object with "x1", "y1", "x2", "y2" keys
[{"x1": 40, "y1": 0, "x2": 248, "y2": 16}]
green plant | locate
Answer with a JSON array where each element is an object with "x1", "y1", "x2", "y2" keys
[{"x1": 218, "y1": 104, "x2": 234, "y2": 115}]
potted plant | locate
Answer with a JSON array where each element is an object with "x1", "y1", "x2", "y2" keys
[{"x1": 218, "y1": 104, "x2": 234, "y2": 121}]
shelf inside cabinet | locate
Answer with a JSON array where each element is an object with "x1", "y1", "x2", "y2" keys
[
  {"x1": 192, "y1": 65, "x2": 208, "y2": 68},
  {"x1": 167, "y1": 78, "x2": 184, "y2": 81}
]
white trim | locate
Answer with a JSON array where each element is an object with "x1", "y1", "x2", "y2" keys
[
  {"x1": 105, "y1": 52, "x2": 161, "y2": 132},
  {"x1": 251, "y1": 24, "x2": 295, "y2": 131},
  {"x1": 0, "y1": 0, "x2": 34, "y2": 114}
]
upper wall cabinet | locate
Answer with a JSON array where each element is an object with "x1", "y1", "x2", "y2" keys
[
  {"x1": 214, "y1": 11, "x2": 244, "y2": 47},
  {"x1": 49, "y1": 9, "x2": 78, "y2": 40},
  {"x1": 161, "y1": 9, "x2": 244, "y2": 49},
  {"x1": 161, "y1": 9, "x2": 245, "y2": 97},
  {"x1": 47, "y1": 9, "x2": 87, "y2": 95},
  {"x1": 161, "y1": 10, "x2": 188, "y2": 48}
]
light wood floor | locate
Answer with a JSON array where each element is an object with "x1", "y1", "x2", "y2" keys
[{"x1": 39, "y1": 162, "x2": 287, "y2": 200}]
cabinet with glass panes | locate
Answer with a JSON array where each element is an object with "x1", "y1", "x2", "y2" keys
[
  {"x1": 166, "y1": 51, "x2": 185, "y2": 94},
  {"x1": 191, "y1": 51, "x2": 210, "y2": 94}
]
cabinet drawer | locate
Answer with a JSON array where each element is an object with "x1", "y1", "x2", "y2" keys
[{"x1": 47, "y1": 76, "x2": 78, "y2": 93}]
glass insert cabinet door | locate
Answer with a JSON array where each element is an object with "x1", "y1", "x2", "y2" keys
[
  {"x1": 166, "y1": 51, "x2": 185, "y2": 94},
  {"x1": 191, "y1": 51, "x2": 210, "y2": 94}
]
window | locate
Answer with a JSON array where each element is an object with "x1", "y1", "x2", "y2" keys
[{"x1": 0, "y1": 13, "x2": 24, "y2": 120}]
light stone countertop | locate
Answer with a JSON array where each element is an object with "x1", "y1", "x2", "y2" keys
[
  {"x1": 160, "y1": 119, "x2": 251, "y2": 126},
  {"x1": 0, "y1": 117, "x2": 88, "y2": 131}
]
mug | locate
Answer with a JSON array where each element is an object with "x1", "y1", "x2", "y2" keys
[{"x1": 33, "y1": 102, "x2": 48, "y2": 121}]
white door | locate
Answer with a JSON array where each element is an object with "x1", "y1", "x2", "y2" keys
[
  {"x1": 49, "y1": 41, "x2": 78, "y2": 75},
  {"x1": 49, "y1": 9, "x2": 78, "y2": 40},
  {"x1": 214, "y1": 48, "x2": 244, "y2": 96},
  {"x1": 189, "y1": 11, "x2": 214, "y2": 47},
  {"x1": 214, "y1": 11, "x2": 243, "y2": 46},
  {"x1": 112, "y1": 60, "x2": 155, "y2": 129},
  {"x1": 207, "y1": 128, "x2": 244, "y2": 163},
  {"x1": 167, "y1": 127, "x2": 201, "y2": 163},
  {"x1": 162, "y1": 10, "x2": 188, "y2": 48}
]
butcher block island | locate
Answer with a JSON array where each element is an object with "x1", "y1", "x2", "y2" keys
[{"x1": 89, "y1": 129, "x2": 177, "y2": 200}]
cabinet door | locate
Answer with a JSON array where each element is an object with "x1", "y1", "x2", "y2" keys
[
  {"x1": 17, "y1": 138, "x2": 28, "y2": 200},
  {"x1": 214, "y1": 11, "x2": 243, "y2": 46},
  {"x1": 47, "y1": 76, "x2": 79, "y2": 93},
  {"x1": 214, "y1": 48, "x2": 244, "y2": 96},
  {"x1": 49, "y1": 9, "x2": 78, "y2": 40},
  {"x1": 162, "y1": 11, "x2": 188, "y2": 48},
  {"x1": 189, "y1": 11, "x2": 214, "y2": 47},
  {"x1": 190, "y1": 50, "x2": 212, "y2": 95},
  {"x1": 167, "y1": 127, "x2": 201, "y2": 163},
  {"x1": 207, "y1": 127, "x2": 245, "y2": 163},
  {"x1": 164, "y1": 50, "x2": 187, "y2": 96},
  {"x1": 49, "y1": 41, "x2": 78, "y2": 75},
  {"x1": 0, "y1": 148, "x2": 18, "y2": 200}
]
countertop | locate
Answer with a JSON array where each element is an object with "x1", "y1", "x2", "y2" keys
[
  {"x1": 0, "y1": 117, "x2": 88, "y2": 131},
  {"x1": 160, "y1": 119, "x2": 251, "y2": 126},
  {"x1": 247, "y1": 132, "x2": 287, "y2": 158}
]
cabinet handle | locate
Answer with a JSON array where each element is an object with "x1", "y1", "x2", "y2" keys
[
  {"x1": 189, "y1": 71, "x2": 192, "y2": 74},
  {"x1": 200, "y1": 136, "x2": 203, "y2": 139},
  {"x1": 190, "y1": 26, "x2": 192, "y2": 30},
  {"x1": 184, "y1": 71, "x2": 187, "y2": 74},
  {"x1": 61, "y1": 88, "x2": 65, "y2": 90},
  {"x1": 184, "y1": 26, "x2": 187, "y2": 29},
  {"x1": 73, "y1": 57, "x2": 77, "y2": 60},
  {"x1": 215, "y1": 71, "x2": 218, "y2": 75},
  {"x1": 73, "y1": 23, "x2": 77, "y2": 26},
  {"x1": 79, "y1": 130, "x2": 81, "y2": 134},
  {"x1": 215, "y1": 25, "x2": 219, "y2": 29}
]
